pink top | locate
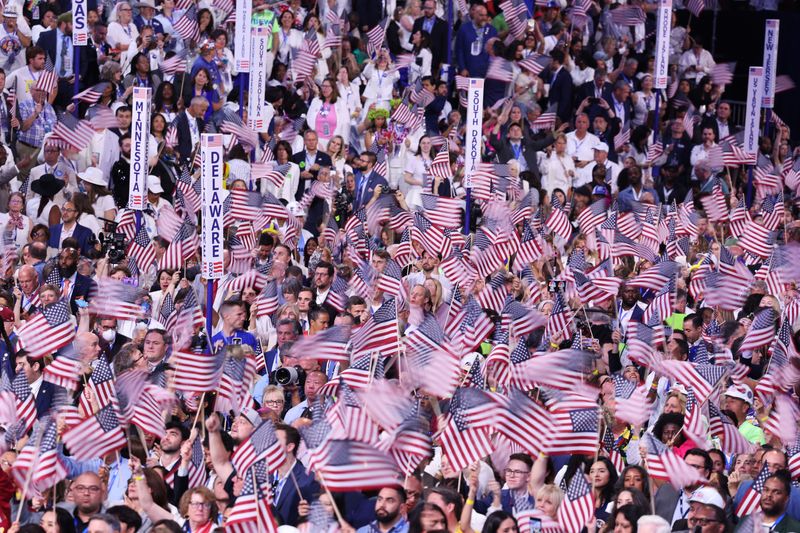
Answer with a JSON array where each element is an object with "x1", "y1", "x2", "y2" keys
[{"x1": 315, "y1": 102, "x2": 338, "y2": 141}]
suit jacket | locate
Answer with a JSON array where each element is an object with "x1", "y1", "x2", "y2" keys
[
  {"x1": 548, "y1": 67, "x2": 574, "y2": 124},
  {"x1": 577, "y1": 80, "x2": 614, "y2": 104},
  {"x1": 489, "y1": 134, "x2": 555, "y2": 183},
  {"x1": 352, "y1": 170, "x2": 389, "y2": 212},
  {"x1": 38, "y1": 29, "x2": 99, "y2": 87},
  {"x1": 101, "y1": 333, "x2": 132, "y2": 360},
  {"x1": 70, "y1": 273, "x2": 97, "y2": 315},
  {"x1": 274, "y1": 460, "x2": 319, "y2": 526},
  {"x1": 654, "y1": 484, "x2": 681, "y2": 524},
  {"x1": 290, "y1": 150, "x2": 333, "y2": 201},
  {"x1": 604, "y1": 95, "x2": 635, "y2": 130},
  {"x1": 35, "y1": 380, "x2": 58, "y2": 418},
  {"x1": 656, "y1": 183, "x2": 688, "y2": 204},
  {"x1": 172, "y1": 111, "x2": 206, "y2": 166},
  {"x1": 411, "y1": 16, "x2": 448, "y2": 73},
  {"x1": 47, "y1": 223, "x2": 95, "y2": 257}
]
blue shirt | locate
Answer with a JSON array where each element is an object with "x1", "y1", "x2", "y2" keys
[
  {"x1": 356, "y1": 517, "x2": 409, "y2": 533},
  {"x1": 55, "y1": 29, "x2": 73, "y2": 78},
  {"x1": 17, "y1": 99, "x2": 56, "y2": 146},
  {"x1": 454, "y1": 22, "x2": 497, "y2": 77},
  {"x1": 211, "y1": 329, "x2": 258, "y2": 352}
]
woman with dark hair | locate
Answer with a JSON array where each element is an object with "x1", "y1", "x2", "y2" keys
[
  {"x1": 610, "y1": 487, "x2": 651, "y2": 516},
  {"x1": 306, "y1": 77, "x2": 349, "y2": 150},
  {"x1": 123, "y1": 52, "x2": 161, "y2": 90},
  {"x1": 183, "y1": 67, "x2": 221, "y2": 121},
  {"x1": 151, "y1": 112, "x2": 168, "y2": 145},
  {"x1": 652, "y1": 412, "x2": 694, "y2": 455},
  {"x1": 210, "y1": 29, "x2": 236, "y2": 95},
  {"x1": 409, "y1": 30, "x2": 433, "y2": 85},
  {"x1": 403, "y1": 135, "x2": 438, "y2": 209},
  {"x1": 272, "y1": 140, "x2": 300, "y2": 203},
  {"x1": 196, "y1": 8, "x2": 214, "y2": 42},
  {"x1": 616, "y1": 465, "x2": 651, "y2": 501},
  {"x1": 589, "y1": 457, "x2": 620, "y2": 525},
  {"x1": 39, "y1": 506, "x2": 77, "y2": 533},
  {"x1": 603, "y1": 504, "x2": 644, "y2": 533},
  {"x1": 481, "y1": 511, "x2": 518, "y2": 533},
  {"x1": 153, "y1": 81, "x2": 179, "y2": 123},
  {"x1": 408, "y1": 502, "x2": 448, "y2": 533}
]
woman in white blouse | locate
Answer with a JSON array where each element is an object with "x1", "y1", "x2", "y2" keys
[
  {"x1": 632, "y1": 74, "x2": 659, "y2": 127},
  {"x1": 77, "y1": 167, "x2": 117, "y2": 220},
  {"x1": 539, "y1": 134, "x2": 576, "y2": 198},
  {"x1": 275, "y1": 9, "x2": 302, "y2": 66},
  {"x1": 305, "y1": 77, "x2": 350, "y2": 151},
  {"x1": 403, "y1": 135, "x2": 436, "y2": 209},
  {"x1": 408, "y1": 30, "x2": 432, "y2": 86},
  {"x1": 107, "y1": 2, "x2": 139, "y2": 52},
  {"x1": 361, "y1": 51, "x2": 399, "y2": 118},
  {"x1": 303, "y1": 14, "x2": 331, "y2": 84},
  {"x1": 270, "y1": 141, "x2": 300, "y2": 203},
  {"x1": 0, "y1": 193, "x2": 30, "y2": 250},
  {"x1": 326, "y1": 135, "x2": 353, "y2": 183}
]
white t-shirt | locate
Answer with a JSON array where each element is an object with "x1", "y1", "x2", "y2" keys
[
  {"x1": 107, "y1": 21, "x2": 139, "y2": 50},
  {"x1": 565, "y1": 131, "x2": 600, "y2": 162},
  {"x1": 6, "y1": 66, "x2": 38, "y2": 103}
]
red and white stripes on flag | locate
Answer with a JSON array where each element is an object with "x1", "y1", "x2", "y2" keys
[
  {"x1": 16, "y1": 300, "x2": 75, "y2": 360},
  {"x1": 643, "y1": 433, "x2": 707, "y2": 489},
  {"x1": 62, "y1": 405, "x2": 127, "y2": 461},
  {"x1": 365, "y1": 18, "x2": 387, "y2": 58},
  {"x1": 687, "y1": 0, "x2": 705, "y2": 17},
  {"x1": 736, "y1": 463, "x2": 771, "y2": 517},
  {"x1": 306, "y1": 439, "x2": 400, "y2": 492},
  {"x1": 170, "y1": 349, "x2": 224, "y2": 393},
  {"x1": 557, "y1": 471, "x2": 594, "y2": 533},
  {"x1": 711, "y1": 62, "x2": 736, "y2": 85}
]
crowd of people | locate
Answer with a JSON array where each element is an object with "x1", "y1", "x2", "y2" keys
[{"x1": 0, "y1": 0, "x2": 793, "y2": 532}]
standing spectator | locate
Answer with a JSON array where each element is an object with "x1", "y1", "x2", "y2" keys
[{"x1": 454, "y1": 3, "x2": 497, "y2": 79}]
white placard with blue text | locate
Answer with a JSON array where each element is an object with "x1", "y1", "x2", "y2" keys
[
  {"x1": 654, "y1": 0, "x2": 672, "y2": 89},
  {"x1": 761, "y1": 19, "x2": 779, "y2": 108},
  {"x1": 201, "y1": 134, "x2": 225, "y2": 279},
  {"x1": 464, "y1": 78, "x2": 484, "y2": 189},
  {"x1": 72, "y1": 0, "x2": 88, "y2": 46},
  {"x1": 247, "y1": 27, "x2": 270, "y2": 132},
  {"x1": 234, "y1": 0, "x2": 252, "y2": 72},
  {"x1": 128, "y1": 87, "x2": 151, "y2": 211},
  {"x1": 744, "y1": 67, "x2": 763, "y2": 158}
]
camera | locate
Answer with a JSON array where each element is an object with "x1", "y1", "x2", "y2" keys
[
  {"x1": 97, "y1": 218, "x2": 127, "y2": 264},
  {"x1": 275, "y1": 365, "x2": 306, "y2": 386},
  {"x1": 380, "y1": 186, "x2": 398, "y2": 195}
]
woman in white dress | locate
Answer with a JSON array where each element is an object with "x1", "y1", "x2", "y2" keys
[
  {"x1": 275, "y1": 9, "x2": 302, "y2": 66},
  {"x1": 0, "y1": 192, "x2": 31, "y2": 250},
  {"x1": 77, "y1": 167, "x2": 117, "y2": 220},
  {"x1": 403, "y1": 135, "x2": 436, "y2": 209},
  {"x1": 270, "y1": 141, "x2": 300, "y2": 204},
  {"x1": 632, "y1": 74, "x2": 659, "y2": 127},
  {"x1": 539, "y1": 134, "x2": 576, "y2": 198},
  {"x1": 408, "y1": 30, "x2": 432, "y2": 86},
  {"x1": 361, "y1": 51, "x2": 399, "y2": 118}
]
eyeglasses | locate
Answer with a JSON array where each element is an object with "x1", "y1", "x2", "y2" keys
[
  {"x1": 504, "y1": 469, "x2": 531, "y2": 477},
  {"x1": 189, "y1": 501, "x2": 211, "y2": 509},
  {"x1": 689, "y1": 517, "x2": 719, "y2": 526},
  {"x1": 73, "y1": 485, "x2": 103, "y2": 493},
  {"x1": 264, "y1": 399, "x2": 284, "y2": 406}
]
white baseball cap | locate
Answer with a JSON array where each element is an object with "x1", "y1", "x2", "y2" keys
[
  {"x1": 147, "y1": 175, "x2": 164, "y2": 194},
  {"x1": 689, "y1": 487, "x2": 725, "y2": 510},
  {"x1": 724, "y1": 384, "x2": 754, "y2": 405},
  {"x1": 593, "y1": 142, "x2": 609, "y2": 153},
  {"x1": 287, "y1": 201, "x2": 306, "y2": 218}
]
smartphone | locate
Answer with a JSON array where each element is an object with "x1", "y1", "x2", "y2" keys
[{"x1": 75, "y1": 299, "x2": 89, "y2": 308}]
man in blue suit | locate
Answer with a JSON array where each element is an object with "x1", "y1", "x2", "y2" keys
[
  {"x1": 454, "y1": 3, "x2": 497, "y2": 78},
  {"x1": 272, "y1": 423, "x2": 319, "y2": 526},
  {"x1": 48, "y1": 200, "x2": 96, "y2": 257},
  {"x1": 14, "y1": 351, "x2": 59, "y2": 418},
  {"x1": 547, "y1": 49, "x2": 574, "y2": 124},
  {"x1": 353, "y1": 151, "x2": 389, "y2": 212}
]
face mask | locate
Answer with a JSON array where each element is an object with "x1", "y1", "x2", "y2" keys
[{"x1": 101, "y1": 329, "x2": 116, "y2": 343}]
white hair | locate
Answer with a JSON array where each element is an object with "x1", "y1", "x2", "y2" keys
[{"x1": 636, "y1": 515, "x2": 671, "y2": 533}]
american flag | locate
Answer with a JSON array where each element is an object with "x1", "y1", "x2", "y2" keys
[
  {"x1": 487, "y1": 56, "x2": 515, "y2": 83},
  {"x1": 306, "y1": 439, "x2": 400, "y2": 492},
  {"x1": 170, "y1": 349, "x2": 224, "y2": 393},
  {"x1": 642, "y1": 276, "x2": 676, "y2": 323},
  {"x1": 186, "y1": 436, "x2": 207, "y2": 489},
  {"x1": 470, "y1": 389, "x2": 549, "y2": 456},
  {"x1": 448, "y1": 297, "x2": 495, "y2": 352},
  {"x1": 708, "y1": 402, "x2": 756, "y2": 455},
  {"x1": 328, "y1": 383, "x2": 380, "y2": 444},
  {"x1": 430, "y1": 143, "x2": 452, "y2": 181},
  {"x1": 405, "y1": 313, "x2": 447, "y2": 357},
  {"x1": 775, "y1": 75, "x2": 795, "y2": 94},
  {"x1": 439, "y1": 388, "x2": 494, "y2": 471},
  {"x1": 702, "y1": 271, "x2": 750, "y2": 311},
  {"x1": 225, "y1": 460, "x2": 279, "y2": 533},
  {"x1": 34, "y1": 57, "x2": 57, "y2": 93},
  {"x1": 127, "y1": 223, "x2": 156, "y2": 271},
  {"x1": 173, "y1": 5, "x2": 200, "y2": 42},
  {"x1": 711, "y1": 62, "x2": 736, "y2": 85},
  {"x1": 52, "y1": 112, "x2": 95, "y2": 151},
  {"x1": 737, "y1": 220, "x2": 775, "y2": 258},
  {"x1": 221, "y1": 119, "x2": 259, "y2": 149},
  {"x1": 500, "y1": 0, "x2": 529, "y2": 38},
  {"x1": 72, "y1": 82, "x2": 110, "y2": 104},
  {"x1": 62, "y1": 405, "x2": 126, "y2": 460},
  {"x1": 658, "y1": 361, "x2": 727, "y2": 409},
  {"x1": 215, "y1": 355, "x2": 257, "y2": 415},
  {"x1": 292, "y1": 325, "x2": 351, "y2": 364},
  {"x1": 557, "y1": 469, "x2": 594, "y2": 533},
  {"x1": 736, "y1": 463, "x2": 771, "y2": 517},
  {"x1": 546, "y1": 196, "x2": 572, "y2": 241},
  {"x1": 545, "y1": 291, "x2": 573, "y2": 339},
  {"x1": 350, "y1": 298, "x2": 399, "y2": 358},
  {"x1": 90, "y1": 278, "x2": 144, "y2": 321},
  {"x1": 255, "y1": 279, "x2": 279, "y2": 318},
  {"x1": 628, "y1": 261, "x2": 680, "y2": 291},
  {"x1": 502, "y1": 298, "x2": 545, "y2": 338},
  {"x1": 84, "y1": 356, "x2": 116, "y2": 413},
  {"x1": 16, "y1": 300, "x2": 75, "y2": 360},
  {"x1": 89, "y1": 106, "x2": 122, "y2": 130},
  {"x1": 531, "y1": 107, "x2": 558, "y2": 130},
  {"x1": 609, "y1": 5, "x2": 646, "y2": 25},
  {"x1": 738, "y1": 308, "x2": 776, "y2": 352},
  {"x1": 231, "y1": 419, "x2": 285, "y2": 474},
  {"x1": 365, "y1": 18, "x2": 388, "y2": 58},
  {"x1": 518, "y1": 54, "x2": 552, "y2": 76},
  {"x1": 160, "y1": 52, "x2": 188, "y2": 76},
  {"x1": 10, "y1": 417, "x2": 66, "y2": 493},
  {"x1": 4, "y1": 371, "x2": 36, "y2": 433},
  {"x1": 687, "y1": 0, "x2": 705, "y2": 17},
  {"x1": 642, "y1": 432, "x2": 707, "y2": 489},
  {"x1": 324, "y1": 20, "x2": 343, "y2": 49},
  {"x1": 614, "y1": 127, "x2": 630, "y2": 151},
  {"x1": 645, "y1": 141, "x2": 664, "y2": 164},
  {"x1": 546, "y1": 398, "x2": 599, "y2": 456}
]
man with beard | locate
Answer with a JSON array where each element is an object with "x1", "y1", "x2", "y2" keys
[
  {"x1": 147, "y1": 418, "x2": 188, "y2": 488},
  {"x1": 55, "y1": 246, "x2": 96, "y2": 314},
  {"x1": 745, "y1": 470, "x2": 800, "y2": 532},
  {"x1": 357, "y1": 486, "x2": 409, "y2": 532},
  {"x1": 61, "y1": 472, "x2": 106, "y2": 531}
]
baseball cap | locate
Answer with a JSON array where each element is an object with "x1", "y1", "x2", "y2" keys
[
  {"x1": 147, "y1": 175, "x2": 164, "y2": 194},
  {"x1": 689, "y1": 487, "x2": 725, "y2": 510},
  {"x1": 593, "y1": 142, "x2": 609, "y2": 153},
  {"x1": 724, "y1": 384, "x2": 754, "y2": 405},
  {"x1": 0, "y1": 306, "x2": 13, "y2": 322},
  {"x1": 240, "y1": 407, "x2": 261, "y2": 426},
  {"x1": 287, "y1": 201, "x2": 306, "y2": 218}
]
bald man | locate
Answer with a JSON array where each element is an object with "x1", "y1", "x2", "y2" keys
[
  {"x1": 63, "y1": 472, "x2": 107, "y2": 532},
  {"x1": 15, "y1": 265, "x2": 40, "y2": 316}
]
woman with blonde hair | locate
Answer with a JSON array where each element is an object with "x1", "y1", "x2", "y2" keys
[{"x1": 326, "y1": 135, "x2": 353, "y2": 182}]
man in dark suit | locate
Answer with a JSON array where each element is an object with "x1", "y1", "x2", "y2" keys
[
  {"x1": 411, "y1": 0, "x2": 448, "y2": 74},
  {"x1": 47, "y1": 247, "x2": 96, "y2": 314},
  {"x1": 656, "y1": 164, "x2": 688, "y2": 204},
  {"x1": 272, "y1": 424, "x2": 319, "y2": 526},
  {"x1": 352, "y1": 151, "x2": 389, "y2": 212},
  {"x1": 172, "y1": 97, "x2": 208, "y2": 166},
  {"x1": 38, "y1": 12, "x2": 99, "y2": 110},
  {"x1": 48, "y1": 200, "x2": 96, "y2": 257},
  {"x1": 576, "y1": 69, "x2": 613, "y2": 122},
  {"x1": 654, "y1": 449, "x2": 712, "y2": 527},
  {"x1": 489, "y1": 122, "x2": 555, "y2": 186},
  {"x1": 547, "y1": 49, "x2": 573, "y2": 124},
  {"x1": 291, "y1": 130, "x2": 333, "y2": 201},
  {"x1": 96, "y1": 317, "x2": 132, "y2": 359},
  {"x1": 13, "y1": 351, "x2": 59, "y2": 418},
  {"x1": 604, "y1": 80, "x2": 635, "y2": 131}
]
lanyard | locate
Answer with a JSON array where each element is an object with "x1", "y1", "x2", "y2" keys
[{"x1": 769, "y1": 514, "x2": 786, "y2": 532}]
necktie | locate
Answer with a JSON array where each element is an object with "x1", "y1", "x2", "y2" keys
[
  {"x1": 60, "y1": 35, "x2": 70, "y2": 77},
  {"x1": 62, "y1": 278, "x2": 71, "y2": 298},
  {"x1": 358, "y1": 175, "x2": 368, "y2": 205}
]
